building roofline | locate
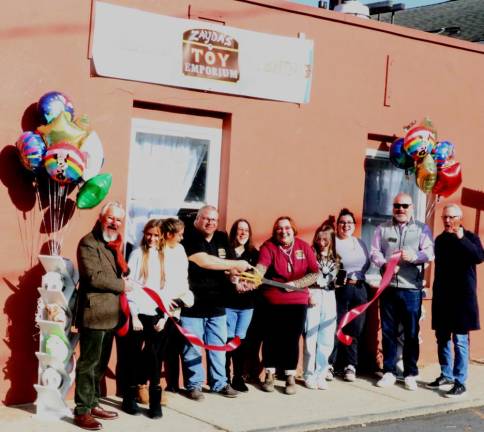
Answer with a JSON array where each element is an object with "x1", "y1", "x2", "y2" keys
[{"x1": 237, "y1": 0, "x2": 484, "y2": 54}]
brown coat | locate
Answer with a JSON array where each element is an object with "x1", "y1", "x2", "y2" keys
[{"x1": 76, "y1": 224, "x2": 125, "y2": 330}]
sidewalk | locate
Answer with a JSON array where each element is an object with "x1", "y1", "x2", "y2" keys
[{"x1": 2, "y1": 363, "x2": 483, "y2": 432}]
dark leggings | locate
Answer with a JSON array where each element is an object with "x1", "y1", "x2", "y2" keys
[{"x1": 262, "y1": 303, "x2": 307, "y2": 372}]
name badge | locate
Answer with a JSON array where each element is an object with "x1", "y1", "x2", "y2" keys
[
  {"x1": 218, "y1": 248, "x2": 226, "y2": 258},
  {"x1": 295, "y1": 250, "x2": 305, "y2": 260},
  {"x1": 388, "y1": 237, "x2": 398, "y2": 243}
]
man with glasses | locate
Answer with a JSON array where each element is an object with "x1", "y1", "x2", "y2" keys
[
  {"x1": 371, "y1": 193, "x2": 434, "y2": 390},
  {"x1": 426, "y1": 204, "x2": 483, "y2": 397},
  {"x1": 180, "y1": 205, "x2": 251, "y2": 400}
]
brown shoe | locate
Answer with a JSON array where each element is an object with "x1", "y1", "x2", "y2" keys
[
  {"x1": 137, "y1": 384, "x2": 149, "y2": 404},
  {"x1": 261, "y1": 371, "x2": 275, "y2": 392},
  {"x1": 91, "y1": 406, "x2": 118, "y2": 420},
  {"x1": 285, "y1": 375, "x2": 297, "y2": 395},
  {"x1": 186, "y1": 388, "x2": 205, "y2": 401},
  {"x1": 161, "y1": 391, "x2": 168, "y2": 406},
  {"x1": 74, "y1": 413, "x2": 102, "y2": 430}
]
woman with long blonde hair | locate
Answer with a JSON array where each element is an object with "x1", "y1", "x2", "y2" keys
[{"x1": 122, "y1": 219, "x2": 166, "y2": 418}]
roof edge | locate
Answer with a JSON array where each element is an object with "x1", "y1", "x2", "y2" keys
[{"x1": 237, "y1": 0, "x2": 484, "y2": 55}]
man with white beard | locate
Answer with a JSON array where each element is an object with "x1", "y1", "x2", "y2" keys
[{"x1": 74, "y1": 202, "x2": 136, "y2": 431}]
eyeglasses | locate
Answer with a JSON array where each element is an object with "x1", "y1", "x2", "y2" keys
[
  {"x1": 338, "y1": 221, "x2": 354, "y2": 225},
  {"x1": 201, "y1": 217, "x2": 218, "y2": 223},
  {"x1": 442, "y1": 215, "x2": 459, "y2": 220},
  {"x1": 393, "y1": 203, "x2": 411, "y2": 210}
]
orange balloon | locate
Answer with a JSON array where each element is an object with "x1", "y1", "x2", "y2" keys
[{"x1": 37, "y1": 111, "x2": 88, "y2": 148}]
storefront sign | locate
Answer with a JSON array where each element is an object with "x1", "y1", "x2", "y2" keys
[{"x1": 92, "y1": 2, "x2": 313, "y2": 103}]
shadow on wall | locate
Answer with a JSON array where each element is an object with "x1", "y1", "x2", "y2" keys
[{"x1": 2, "y1": 267, "x2": 42, "y2": 405}]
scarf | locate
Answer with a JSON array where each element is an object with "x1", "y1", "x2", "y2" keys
[{"x1": 106, "y1": 234, "x2": 130, "y2": 336}]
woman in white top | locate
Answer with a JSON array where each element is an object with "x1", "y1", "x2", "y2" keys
[
  {"x1": 329, "y1": 208, "x2": 370, "y2": 383},
  {"x1": 160, "y1": 218, "x2": 194, "y2": 393},
  {"x1": 123, "y1": 219, "x2": 165, "y2": 418}
]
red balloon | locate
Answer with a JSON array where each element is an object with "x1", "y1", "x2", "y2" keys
[{"x1": 432, "y1": 161, "x2": 462, "y2": 198}]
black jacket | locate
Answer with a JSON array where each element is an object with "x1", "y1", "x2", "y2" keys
[{"x1": 432, "y1": 229, "x2": 484, "y2": 333}]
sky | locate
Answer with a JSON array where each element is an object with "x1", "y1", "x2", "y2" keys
[{"x1": 291, "y1": 0, "x2": 447, "y2": 9}]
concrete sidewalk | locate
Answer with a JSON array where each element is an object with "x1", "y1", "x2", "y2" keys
[{"x1": 2, "y1": 363, "x2": 483, "y2": 432}]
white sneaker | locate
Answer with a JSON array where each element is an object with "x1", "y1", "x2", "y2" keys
[
  {"x1": 317, "y1": 376, "x2": 328, "y2": 390},
  {"x1": 376, "y1": 372, "x2": 396, "y2": 388},
  {"x1": 404, "y1": 375, "x2": 418, "y2": 391},
  {"x1": 304, "y1": 377, "x2": 317, "y2": 390},
  {"x1": 344, "y1": 365, "x2": 356, "y2": 382},
  {"x1": 326, "y1": 366, "x2": 335, "y2": 381}
]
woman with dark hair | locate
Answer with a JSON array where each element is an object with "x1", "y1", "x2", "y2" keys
[
  {"x1": 329, "y1": 208, "x2": 370, "y2": 382},
  {"x1": 303, "y1": 221, "x2": 340, "y2": 390},
  {"x1": 225, "y1": 219, "x2": 259, "y2": 392},
  {"x1": 255, "y1": 216, "x2": 319, "y2": 395}
]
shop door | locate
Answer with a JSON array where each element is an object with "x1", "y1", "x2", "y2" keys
[{"x1": 126, "y1": 118, "x2": 222, "y2": 250}]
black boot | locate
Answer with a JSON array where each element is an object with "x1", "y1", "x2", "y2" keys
[
  {"x1": 148, "y1": 385, "x2": 162, "y2": 419},
  {"x1": 231, "y1": 341, "x2": 249, "y2": 392},
  {"x1": 122, "y1": 386, "x2": 141, "y2": 415}
]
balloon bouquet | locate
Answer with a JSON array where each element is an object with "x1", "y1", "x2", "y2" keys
[
  {"x1": 16, "y1": 91, "x2": 113, "y2": 255},
  {"x1": 389, "y1": 119, "x2": 462, "y2": 219}
]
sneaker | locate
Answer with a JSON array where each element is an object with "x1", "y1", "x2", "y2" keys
[
  {"x1": 316, "y1": 376, "x2": 328, "y2": 390},
  {"x1": 376, "y1": 372, "x2": 397, "y2": 388},
  {"x1": 326, "y1": 366, "x2": 335, "y2": 381},
  {"x1": 404, "y1": 375, "x2": 418, "y2": 391},
  {"x1": 344, "y1": 365, "x2": 356, "y2": 382},
  {"x1": 186, "y1": 388, "x2": 205, "y2": 401},
  {"x1": 231, "y1": 376, "x2": 249, "y2": 393},
  {"x1": 445, "y1": 382, "x2": 467, "y2": 398},
  {"x1": 218, "y1": 384, "x2": 238, "y2": 398},
  {"x1": 426, "y1": 375, "x2": 454, "y2": 390},
  {"x1": 261, "y1": 371, "x2": 275, "y2": 392},
  {"x1": 285, "y1": 375, "x2": 297, "y2": 395},
  {"x1": 304, "y1": 377, "x2": 317, "y2": 390}
]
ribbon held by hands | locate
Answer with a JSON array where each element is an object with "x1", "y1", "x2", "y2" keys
[
  {"x1": 336, "y1": 252, "x2": 402, "y2": 346},
  {"x1": 126, "y1": 287, "x2": 240, "y2": 352}
]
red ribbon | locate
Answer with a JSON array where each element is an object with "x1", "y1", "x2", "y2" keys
[
  {"x1": 118, "y1": 286, "x2": 241, "y2": 352},
  {"x1": 336, "y1": 251, "x2": 402, "y2": 346},
  {"x1": 117, "y1": 293, "x2": 130, "y2": 336}
]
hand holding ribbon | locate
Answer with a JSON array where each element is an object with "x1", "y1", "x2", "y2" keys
[{"x1": 336, "y1": 251, "x2": 402, "y2": 345}]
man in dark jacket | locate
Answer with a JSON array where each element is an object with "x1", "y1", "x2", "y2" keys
[
  {"x1": 426, "y1": 204, "x2": 484, "y2": 398},
  {"x1": 74, "y1": 202, "x2": 135, "y2": 430}
]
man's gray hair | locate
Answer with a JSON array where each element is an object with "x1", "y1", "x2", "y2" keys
[
  {"x1": 196, "y1": 205, "x2": 218, "y2": 219},
  {"x1": 100, "y1": 201, "x2": 125, "y2": 218},
  {"x1": 442, "y1": 203, "x2": 463, "y2": 217}
]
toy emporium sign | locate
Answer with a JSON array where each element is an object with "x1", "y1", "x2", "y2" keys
[{"x1": 92, "y1": 2, "x2": 314, "y2": 104}]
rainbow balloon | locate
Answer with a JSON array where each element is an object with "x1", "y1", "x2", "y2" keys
[
  {"x1": 43, "y1": 142, "x2": 86, "y2": 184},
  {"x1": 403, "y1": 126, "x2": 436, "y2": 161},
  {"x1": 16, "y1": 131, "x2": 46, "y2": 173}
]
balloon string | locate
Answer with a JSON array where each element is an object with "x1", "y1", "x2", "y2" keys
[
  {"x1": 425, "y1": 195, "x2": 437, "y2": 222},
  {"x1": 47, "y1": 178, "x2": 53, "y2": 255},
  {"x1": 58, "y1": 185, "x2": 67, "y2": 253}
]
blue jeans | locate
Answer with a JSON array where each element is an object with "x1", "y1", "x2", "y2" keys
[
  {"x1": 436, "y1": 330, "x2": 469, "y2": 385},
  {"x1": 226, "y1": 308, "x2": 254, "y2": 339},
  {"x1": 303, "y1": 290, "x2": 336, "y2": 381},
  {"x1": 380, "y1": 288, "x2": 422, "y2": 377},
  {"x1": 180, "y1": 315, "x2": 228, "y2": 392}
]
